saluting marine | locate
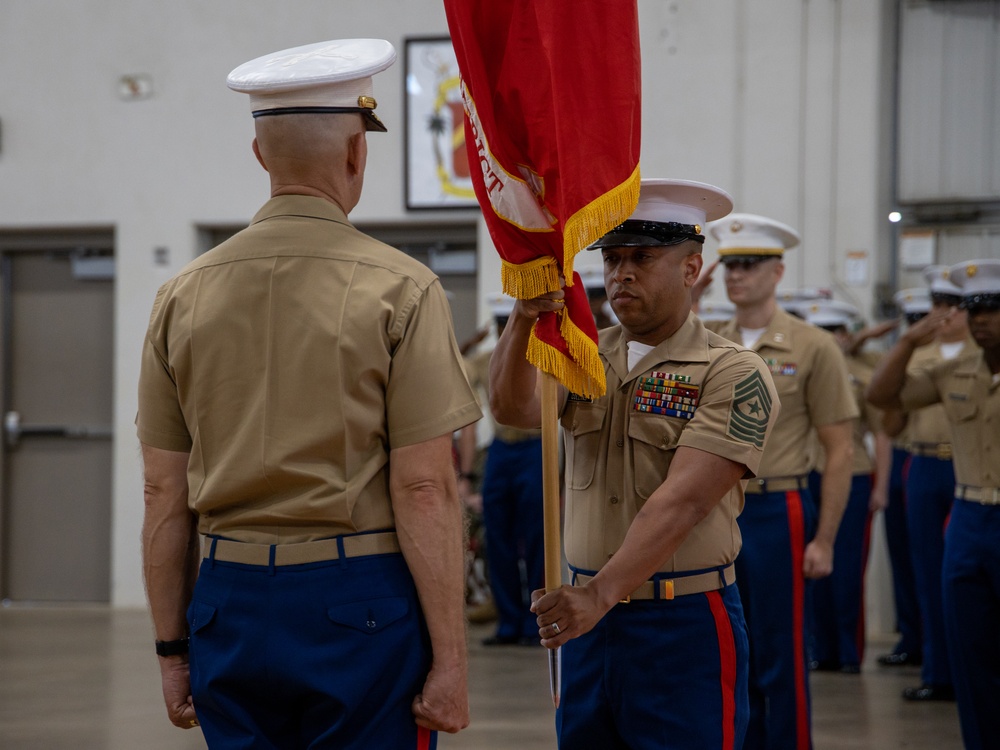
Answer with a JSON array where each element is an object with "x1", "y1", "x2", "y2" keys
[
  {"x1": 884, "y1": 265, "x2": 973, "y2": 702},
  {"x1": 868, "y1": 258, "x2": 1000, "y2": 750}
]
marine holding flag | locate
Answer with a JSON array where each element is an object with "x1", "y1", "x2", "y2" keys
[{"x1": 490, "y1": 179, "x2": 781, "y2": 749}]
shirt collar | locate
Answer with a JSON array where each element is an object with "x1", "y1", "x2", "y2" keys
[
  {"x1": 251, "y1": 194, "x2": 352, "y2": 228},
  {"x1": 603, "y1": 312, "x2": 710, "y2": 385}
]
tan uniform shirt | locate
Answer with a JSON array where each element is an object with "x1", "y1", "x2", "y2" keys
[
  {"x1": 559, "y1": 313, "x2": 780, "y2": 573},
  {"x1": 814, "y1": 354, "x2": 880, "y2": 475},
  {"x1": 137, "y1": 195, "x2": 482, "y2": 543},
  {"x1": 904, "y1": 341, "x2": 974, "y2": 450},
  {"x1": 899, "y1": 348, "x2": 1000, "y2": 489},
  {"x1": 465, "y1": 349, "x2": 541, "y2": 444},
  {"x1": 710, "y1": 308, "x2": 858, "y2": 478}
]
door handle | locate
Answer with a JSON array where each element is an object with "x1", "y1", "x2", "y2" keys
[{"x1": 3, "y1": 410, "x2": 111, "y2": 449}]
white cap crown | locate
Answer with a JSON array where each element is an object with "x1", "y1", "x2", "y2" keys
[
  {"x1": 227, "y1": 39, "x2": 396, "y2": 131},
  {"x1": 709, "y1": 213, "x2": 801, "y2": 258}
]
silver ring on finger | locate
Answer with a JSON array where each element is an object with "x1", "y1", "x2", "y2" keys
[{"x1": 551, "y1": 622, "x2": 561, "y2": 635}]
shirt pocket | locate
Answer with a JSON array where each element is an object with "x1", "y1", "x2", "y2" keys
[
  {"x1": 944, "y1": 390, "x2": 979, "y2": 423},
  {"x1": 562, "y1": 400, "x2": 608, "y2": 490},
  {"x1": 773, "y1": 372, "x2": 799, "y2": 401},
  {"x1": 628, "y1": 413, "x2": 686, "y2": 500}
]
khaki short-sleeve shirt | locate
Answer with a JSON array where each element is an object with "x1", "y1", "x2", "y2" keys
[
  {"x1": 465, "y1": 349, "x2": 541, "y2": 444},
  {"x1": 813, "y1": 354, "x2": 880, "y2": 475},
  {"x1": 899, "y1": 349, "x2": 1000, "y2": 488},
  {"x1": 137, "y1": 196, "x2": 482, "y2": 543},
  {"x1": 559, "y1": 313, "x2": 780, "y2": 573},
  {"x1": 904, "y1": 341, "x2": 975, "y2": 448},
  {"x1": 710, "y1": 308, "x2": 858, "y2": 478}
]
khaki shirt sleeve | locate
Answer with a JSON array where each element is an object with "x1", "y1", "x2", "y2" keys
[
  {"x1": 136, "y1": 286, "x2": 193, "y2": 452},
  {"x1": 677, "y1": 349, "x2": 780, "y2": 477},
  {"x1": 804, "y1": 335, "x2": 859, "y2": 427},
  {"x1": 386, "y1": 281, "x2": 482, "y2": 447},
  {"x1": 899, "y1": 367, "x2": 944, "y2": 412}
]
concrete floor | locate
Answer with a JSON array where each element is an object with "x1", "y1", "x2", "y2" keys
[{"x1": 0, "y1": 606, "x2": 963, "y2": 749}]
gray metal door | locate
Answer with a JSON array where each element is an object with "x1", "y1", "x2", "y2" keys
[{"x1": 1, "y1": 243, "x2": 114, "y2": 603}]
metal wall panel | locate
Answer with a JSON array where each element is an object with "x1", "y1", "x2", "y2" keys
[{"x1": 898, "y1": 1, "x2": 1000, "y2": 203}]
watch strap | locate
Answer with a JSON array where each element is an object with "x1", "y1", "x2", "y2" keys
[{"x1": 155, "y1": 636, "x2": 190, "y2": 657}]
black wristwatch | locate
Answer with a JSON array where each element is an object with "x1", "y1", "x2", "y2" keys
[{"x1": 155, "y1": 637, "x2": 190, "y2": 657}]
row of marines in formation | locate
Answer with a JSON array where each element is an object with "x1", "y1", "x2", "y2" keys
[{"x1": 137, "y1": 38, "x2": 999, "y2": 750}]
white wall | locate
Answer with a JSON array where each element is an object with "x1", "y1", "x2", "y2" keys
[{"x1": 1, "y1": 0, "x2": 896, "y2": 614}]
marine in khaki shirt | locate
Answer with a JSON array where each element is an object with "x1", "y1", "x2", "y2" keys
[
  {"x1": 138, "y1": 195, "x2": 482, "y2": 544},
  {"x1": 560, "y1": 313, "x2": 778, "y2": 575},
  {"x1": 490, "y1": 179, "x2": 779, "y2": 749},
  {"x1": 902, "y1": 336, "x2": 976, "y2": 457},
  {"x1": 868, "y1": 258, "x2": 1000, "y2": 749},
  {"x1": 137, "y1": 41, "x2": 480, "y2": 744},
  {"x1": 701, "y1": 213, "x2": 857, "y2": 750},
  {"x1": 710, "y1": 308, "x2": 858, "y2": 479}
]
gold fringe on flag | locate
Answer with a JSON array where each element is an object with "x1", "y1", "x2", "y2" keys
[
  {"x1": 561, "y1": 163, "x2": 641, "y2": 284},
  {"x1": 501, "y1": 255, "x2": 560, "y2": 299},
  {"x1": 525, "y1": 312, "x2": 607, "y2": 400}
]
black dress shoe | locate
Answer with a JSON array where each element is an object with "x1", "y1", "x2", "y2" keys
[
  {"x1": 902, "y1": 684, "x2": 955, "y2": 702},
  {"x1": 878, "y1": 651, "x2": 922, "y2": 667}
]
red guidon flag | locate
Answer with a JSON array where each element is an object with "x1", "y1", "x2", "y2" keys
[{"x1": 444, "y1": 1, "x2": 641, "y2": 398}]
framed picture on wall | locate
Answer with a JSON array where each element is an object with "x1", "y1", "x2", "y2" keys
[{"x1": 404, "y1": 36, "x2": 478, "y2": 210}]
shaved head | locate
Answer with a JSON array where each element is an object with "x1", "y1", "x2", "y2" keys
[
  {"x1": 252, "y1": 113, "x2": 368, "y2": 212},
  {"x1": 255, "y1": 113, "x2": 363, "y2": 168}
]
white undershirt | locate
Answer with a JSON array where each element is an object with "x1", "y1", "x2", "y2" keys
[
  {"x1": 939, "y1": 341, "x2": 966, "y2": 361},
  {"x1": 740, "y1": 327, "x2": 767, "y2": 349},
  {"x1": 627, "y1": 341, "x2": 655, "y2": 371}
]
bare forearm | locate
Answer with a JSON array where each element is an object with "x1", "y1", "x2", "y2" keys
[
  {"x1": 874, "y1": 432, "x2": 892, "y2": 496},
  {"x1": 141, "y1": 445, "x2": 197, "y2": 641},
  {"x1": 815, "y1": 444, "x2": 853, "y2": 546},
  {"x1": 585, "y1": 449, "x2": 745, "y2": 611},
  {"x1": 394, "y1": 486, "x2": 468, "y2": 670},
  {"x1": 142, "y1": 498, "x2": 199, "y2": 641},
  {"x1": 489, "y1": 310, "x2": 542, "y2": 427},
  {"x1": 867, "y1": 340, "x2": 916, "y2": 408}
]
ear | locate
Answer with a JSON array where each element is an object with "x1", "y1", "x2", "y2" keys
[
  {"x1": 346, "y1": 131, "x2": 368, "y2": 178},
  {"x1": 251, "y1": 138, "x2": 268, "y2": 172},
  {"x1": 682, "y1": 250, "x2": 704, "y2": 287},
  {"x1": 773, "y1": 260, "x2": 786, "y2": 284}
]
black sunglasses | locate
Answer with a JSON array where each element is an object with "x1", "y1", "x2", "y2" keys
[
  {"x1": 960, "y1": 294, "x2": 1000, "y2": 315},
  {"x1": 904, "y1": 311, "x2": 928, "y2": 325},
  {"x1": 930, "y1": 292, "x2": 961, "y2": 307}
]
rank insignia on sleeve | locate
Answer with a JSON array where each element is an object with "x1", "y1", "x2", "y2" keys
[
  {"x1": 727, "y1": 370, "x2": 772, "y2": 448},
  {"x1": 633, "y1": 371, "x2": 700, "y2": 419}
]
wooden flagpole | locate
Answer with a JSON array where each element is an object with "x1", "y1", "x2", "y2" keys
[{"x1": 540, "y1": 372, "x2": 562, "y2": 707}]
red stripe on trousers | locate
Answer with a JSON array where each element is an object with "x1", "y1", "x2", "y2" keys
[
  {"x1": 785, "y1": 490, "x2": 810, "y2": 750},
  {"x1": 706, "y1": 589, "x2": 737, "y2": 750},
  {"x1": 417, "y1": 726, "x2": 431, "y2": 750}
]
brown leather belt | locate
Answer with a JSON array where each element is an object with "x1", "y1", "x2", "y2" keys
[
  {"x1": 573, "y1": 564, "x2": 735, "y2": 602},
  {"x1": 955, "y1": 485, "x2": 1000, "y2": 506},
  {"x1": 910, "y1": 442, "x2": 953, "y2": 460},
  {"x1": 743, "y1": 475, "x2": 809, "y2": 495},
  {"x1": 203, "y1": 531, "x2": 400, "y2": 566}
]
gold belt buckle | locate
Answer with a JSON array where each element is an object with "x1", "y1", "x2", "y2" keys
[
  {"x1": 936, "y1": 444, "x2": 952, "y2": 460},
  {"x1": 619, "y1": 594, "x2": 631, "y2": 604}
]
